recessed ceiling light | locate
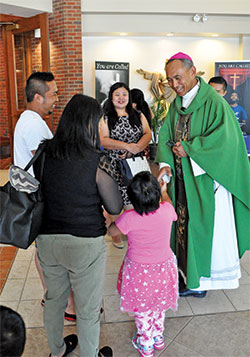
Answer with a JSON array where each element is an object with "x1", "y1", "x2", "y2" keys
[
  {"x1": 211, "y1": 34, "x2": 219, "y2": 37},
  {"x1": 166, "y1": 33, "x2": 174, "y2": 36},
  {"x1": 120, "y1": 32, "x2": 127, "y2": 36}
]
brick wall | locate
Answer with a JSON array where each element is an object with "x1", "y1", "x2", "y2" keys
[
  {"x1": 32, "y1": 37, "x2": 42, "y2": 72},
  {"x1": 0, "y1": 30, "x2": 9, "y2": 138},
  {"x1": 49, "y1": 0, "x2": 83, "y2": 132}
]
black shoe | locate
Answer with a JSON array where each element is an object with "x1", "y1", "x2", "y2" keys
[
  {"x1": 178, "y1": 273, "x2": 186, "y2": 291},
  {"x1": 98, "y1": 346, "x2": 113, "y2": 357},
  {"x1": 48, "y1": 334, "x2": 78, "y2": 357},
  {"x1": 179, "y1": 289, "x2": 207, "y2": 298},
  {"x1": 62, "y1": 334, "x2": 78, "y2": 356}
]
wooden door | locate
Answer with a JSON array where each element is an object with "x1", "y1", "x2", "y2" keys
[{"x1": 1, "y1": 12, "x2": 50, "y2": 164}]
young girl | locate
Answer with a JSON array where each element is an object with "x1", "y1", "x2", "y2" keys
[{"x1": 108, "y1": 171, "x2": 178, "y2": 357}]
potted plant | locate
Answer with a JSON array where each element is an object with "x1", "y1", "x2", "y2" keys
[{"x1": 149, "y1": 97, "x2": 169, "y2": 160}]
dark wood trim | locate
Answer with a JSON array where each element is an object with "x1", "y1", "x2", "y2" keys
[
  {"x1": 40, "y1": 13, "x2": 49, "y2": 71},
  {"x1": 0, "y1": 14, "x2": 23, "y2": 23},
  {"x1": 2, "y1": 26, "x2": 14, "y2": 163}
]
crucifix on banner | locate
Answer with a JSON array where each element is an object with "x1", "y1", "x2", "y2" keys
[{"x1": 229, "y1": 73, "x2": 241, "y2": 90}]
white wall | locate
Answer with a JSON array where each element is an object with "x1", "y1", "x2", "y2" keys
[
  {"x1": 83, "y1": 36, "x2": 240, "y2": 104},
  {"x1": 242, "y1": 36, "x2": 250, "y2": 59}
]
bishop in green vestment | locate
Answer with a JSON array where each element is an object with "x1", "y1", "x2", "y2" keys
[{"x1": 156, "y1": 52, "x2": 250, "y2": 295}]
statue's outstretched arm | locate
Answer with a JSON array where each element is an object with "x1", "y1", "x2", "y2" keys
[{"x1": 136, "y1": 69, "x2": 154, "y2": 80}]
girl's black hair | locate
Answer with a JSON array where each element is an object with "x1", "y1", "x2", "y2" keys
[
  {"x1": 104, "y1": 82, "x2": 141, "y2": 131},
  {"x1": 0, "y1": 305, "x2": 26, "y2": 357},
  {"x1": 131, "y1": 88, "x2": 152, "y2": 128},
  {"x1": 45, "y1": 94, "x2": 103, "y2": 160},
  {"x1": 127, "y1": 171, "x2": 161, "y2": 215}
]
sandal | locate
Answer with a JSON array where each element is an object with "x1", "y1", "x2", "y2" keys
[
  {"x1": 62, "y1": 334, "x2": 78, "y2": 356},
  {"x1": 42, "y1": 300, "x2": 76, "y2": 322},
  {"x1": 98, "y1": 346, "x2": 113, "y2": 357},
  {"x1": 64, "y1": 312, "x2": 76, "y2": 322},
  {"x1": 48, "y1": 334, "x2": 78, "y2": 357}
]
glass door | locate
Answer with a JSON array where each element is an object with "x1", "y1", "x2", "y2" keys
[{"x1": 2, "y1": 13, "x2": 50, "y2": 163}]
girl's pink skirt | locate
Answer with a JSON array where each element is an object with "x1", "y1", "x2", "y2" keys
[{"x1": 117, "y1": 253, "x2": 179, "y2": 313}]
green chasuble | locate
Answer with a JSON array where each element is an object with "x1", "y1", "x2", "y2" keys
[{"x1": 156, "y1": 77, "x2": 250, "y2": 289}]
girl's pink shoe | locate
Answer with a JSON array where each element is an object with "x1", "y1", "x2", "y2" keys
[
  {"x1": 132, "y1": 333, "x2": 154, "y2": 357},
  {"x1": 153, "y1": 335, "x2": 165, "y2": 350}
]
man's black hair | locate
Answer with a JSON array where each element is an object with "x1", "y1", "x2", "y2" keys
[
  {"x1": 208, "y1": 76, "x2": 228, "y2": 91},
  {"x1": 25, "y1": 71, "x2": 55, "y2": 102}
]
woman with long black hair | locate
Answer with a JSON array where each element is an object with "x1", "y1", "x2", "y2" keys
[
  {"x1": 34, "y1": 94, "x2": 122, "y2": 357},
  {"x1": 99, "y1": 82, "x2": 152, "y2": 248},
  {"x1": 131, "y1": 88, "x2": 153, "y2": 128}
]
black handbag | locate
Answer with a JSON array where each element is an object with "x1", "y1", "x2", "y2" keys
[{"x1": 0, "y1": 144, "x2": 46, "y2": 249}]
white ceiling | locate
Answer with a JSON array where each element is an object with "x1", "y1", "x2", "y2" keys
[
  {"x1": 0, "y1": 3, "x2": 43, "y2": 17},
  {"x1": 1, "y1": 1, "x2": 249, "y2": 38}
]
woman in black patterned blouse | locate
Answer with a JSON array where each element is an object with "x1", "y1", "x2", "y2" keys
[{"x1": 99, "y1": 82, "x2": 152, "y2": 248}]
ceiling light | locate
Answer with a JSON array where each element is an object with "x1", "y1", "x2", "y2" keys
[
  {"x1": 192, "y1": 14, "x2": 200, "y2": 23},
  {"x1": 120, "y1": 32, "x2": 127, "y2": 36},
  {"x1": 211, "y1": 33, "x2": 219, "y2": 37},
  {"x1": 202, "y1": 14, "x2": 208, "y2": 23},
  {"x1": 166, "y1": 33, "x2": 174, "y2": 36}
]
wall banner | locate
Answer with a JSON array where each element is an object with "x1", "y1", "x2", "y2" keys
[
  {"x1": 215, "y1": 61, "x2": 250, "y2": 155},
  {"x1": 95, "y1": 61, "x2": 129, "y2": 106}
]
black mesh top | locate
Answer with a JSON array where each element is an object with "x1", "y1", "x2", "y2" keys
[{"x1": 33, "y1": 150, "x2": 123, "y2": 237}]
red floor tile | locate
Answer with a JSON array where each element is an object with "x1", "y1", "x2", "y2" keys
[
  {"x1": 0, "y1": 246, "x2": 17, "y2": 261},
  {"x1": 0, "y1": 247, "x2": 17, "y2": 293},
  {"x1": 0, "y1": 280, "x2": 6, "y2": 292}
]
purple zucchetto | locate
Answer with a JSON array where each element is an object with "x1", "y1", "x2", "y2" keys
[{"x1": 168, "y1": 52, "x2": 193, "y2": 62}]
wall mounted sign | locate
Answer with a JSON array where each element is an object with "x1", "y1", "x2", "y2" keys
[
  {"x1": 215, "y1": 61, "x2": 250, "y2": 155},
  {"x1": 95, "y1": 61, "x2": 129, "y2": 105}
]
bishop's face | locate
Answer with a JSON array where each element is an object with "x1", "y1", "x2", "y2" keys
[{"x1": 165, "y1": 60, "x2": 197, "y2": 97}]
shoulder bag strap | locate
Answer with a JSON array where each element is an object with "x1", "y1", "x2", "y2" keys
[{"x1": 24, "y1": 142, "x2": 46, "y2": 172}]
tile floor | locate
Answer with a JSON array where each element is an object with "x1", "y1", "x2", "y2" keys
[
  {"x1": 0, "y1": 239, "x2": 249, "y2": 357},
  {"x1": 0, "y1": 169, "x2": 250, "y2": 357}
]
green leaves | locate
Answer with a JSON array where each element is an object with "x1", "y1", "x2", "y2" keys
[{"x1": 150, "y1": 97, "x2": 169, "y2": 143}]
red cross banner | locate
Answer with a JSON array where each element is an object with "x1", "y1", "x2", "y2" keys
[{"x1": 215, "y1": 61, "x2": 250, "y2": 155}]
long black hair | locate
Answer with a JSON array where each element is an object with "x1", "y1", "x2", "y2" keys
[
  {"x1": 127, "y1": 171, "x2": 161, "y2": 215},
  {"x1": 131, "y1": 88, "x2": 152, "y2": 128},
  {"x1": 104, "y1": 82, "x2": 141, "y2": 131},
  {"x1": 46, "y1": 94, "x2": 103, "y2": 160}
]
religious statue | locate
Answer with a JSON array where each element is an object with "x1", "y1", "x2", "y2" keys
[{"x1": 137, "y1": 66, "x2": 205, "y2": 103}]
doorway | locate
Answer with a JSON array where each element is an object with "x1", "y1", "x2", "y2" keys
[{"x1": 0, "y1": 12, "x2": 50, "y2": 168}]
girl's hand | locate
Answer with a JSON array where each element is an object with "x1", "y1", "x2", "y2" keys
[
  {"x1": 160, "y1": 180, "x2": 167, "y2": 191},
  {"x1": 157, "y1": 166, "x2": 172, "y2": 182},
  {"x1": 160, "y1": 181, "x2": 172, "y2": 204}
]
